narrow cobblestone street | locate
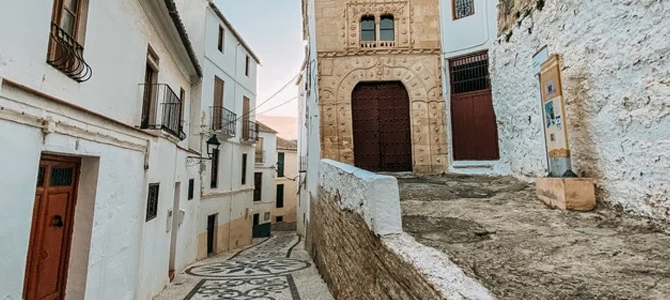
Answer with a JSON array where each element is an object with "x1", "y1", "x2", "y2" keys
[{"x1": 155, "y1": 232, "x2": 333, "y2": 300}]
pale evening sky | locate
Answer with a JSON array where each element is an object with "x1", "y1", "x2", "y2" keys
[{"x1": 214, "y1": 0, "x2": 304, "y2": 119}]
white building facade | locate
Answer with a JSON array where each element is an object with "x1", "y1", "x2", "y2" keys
[
  {"x1": 0, "y1": 0, "x2": 202, "y2": 300},
  {"x1": 253, "y1": 123, "x2": 279, "y2": 237},
  {"x1": 174, "y1": 0, "x2": 261, "y2": 259}
]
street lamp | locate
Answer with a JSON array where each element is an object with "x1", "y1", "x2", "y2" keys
[{"x1": 187, "y1": 135, "x2": 220, "y2": 164}]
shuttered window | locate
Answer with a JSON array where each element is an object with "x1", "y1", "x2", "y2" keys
[{"x1": 276, "y1": 184, "x2": 284, "y2": 208}]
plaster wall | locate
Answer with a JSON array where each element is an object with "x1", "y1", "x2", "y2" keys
[
  {"x1": 313, "y1": 0, "x2": 447, "y2": 173},
  {"x1": 273, "y1": 150, "x2": 299, "y2": 224},
  {"x1": 491, "y1": 0, "x2": 670, "y2": 221}
]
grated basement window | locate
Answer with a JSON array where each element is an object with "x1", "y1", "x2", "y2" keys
[
  {"x1": 449, "y1": 51, "x2": 491, "y2": 94},
  {"x1": 453, "y1": 0, "x2": 475, "y2": 19},
  {"x1": 146, "y1": 183, "x2": 160, "y2": 222}
]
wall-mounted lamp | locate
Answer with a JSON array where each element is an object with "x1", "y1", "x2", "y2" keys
[{"x1": 187, "y1": 135, "x2": 220, "y2": 164}]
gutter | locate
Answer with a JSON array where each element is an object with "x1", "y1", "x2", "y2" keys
[{"x1": 163, "y1": 0, "x2": 204, "y2": 78}]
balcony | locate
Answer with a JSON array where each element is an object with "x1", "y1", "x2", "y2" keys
[
  {"x1": 211, "y1": 106, "x2": 236, "y2": 137},
  {"x1": 47, "y1": 23, "x2": 92, "y2": 82},
  {"x1": 140, "y1": 84, "x2": 185, "y2": 140},
  {"x1": 360, "y1": 40, "x2": 397, "y2": 49},
  {"x1": 299, "y1": 155, "x2": 307, "y2": 173},
  {"x1": 242, "y1": 121, "x2": 259, "y2": 143}
]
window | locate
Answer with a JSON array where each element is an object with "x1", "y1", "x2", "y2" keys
[
  {"x1": 245, "y1": 56, "x2": 250, "y2": 76},
  {"x1": 380, "y1": 15, "x2": 394, "y2": 41},
  {"x1": 276, "y1": 184, "x2": 284, "y2": 208},
  {"x1": 47, "y1": 0, "x2": 92, "y2": 82},
  {"x1": 218, "y1": 25, "x2": 225, "y2": 52},
  {"x1": 146, "y1": 183, "x2": 159, "y2": 222},
  {"x1": 253, "y1": 172, "x2": 262, "y2": 201},
  {"x1": 449, "y1": 51, "x2": 490, "y2": 94},
  {"x1": 210, "y1": 149, "x2": 219, "y2": 189},
  {"x1": 360, "y1": 15, "x2": 375, "y2": 41},
  {"x1": 255, "y1": 137, "x2": 264, "y2": 163},
  {"x1": 452, "y1": 0, "x2": 475, "y2": 19},
  {"x1": 241, "y1": 154, "x2": 248, "y2": 185},
  {"x1": 180, "y1": 87, "x2": 186, "y2": 122},
  {"x1": 264, "y1": 212, "x2": 271, "y2": 221},
  {"x1": 213, "y1": 77, "x2": 225, "y2": 129},
  {"x1": 276, "y1": 216, "x2": 284, "y2": 223},
  {"x1": 277, "y1": 152, "x2": 285, "y2": 177},
  {"x1": 188, "y1": 178, "x2": 194, "y2": 200},
  {"x1": 253, "y1": 213, "x2": 260, "y2": 226}
]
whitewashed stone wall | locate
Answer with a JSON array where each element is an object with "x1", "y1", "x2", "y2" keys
[{"x1": 491, "y1": 0, "x2": 670, "y2": 220}]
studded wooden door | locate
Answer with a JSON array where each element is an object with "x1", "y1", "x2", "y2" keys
[
  {"x1": 24, "y1": 155, "x2": 80, "y2": 300},
  {"x1": 352, "y1": 82, "x2": 412, "y2": 172}
]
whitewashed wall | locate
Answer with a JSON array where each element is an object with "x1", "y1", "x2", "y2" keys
[
  {"x1": 254, "y1": 130, "x2": 278, "y2": 224},
  {"x1": 297, "y1": 0, "x2": 321, "y2": 237},
  {"x1": 491, "y1": 0, "x2": 670, "y2": 221}
]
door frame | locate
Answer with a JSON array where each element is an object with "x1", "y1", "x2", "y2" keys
[{"x1": 24, "y1": 154, "x2": 81, "y2": 300}]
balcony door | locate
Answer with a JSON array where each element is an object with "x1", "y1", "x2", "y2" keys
[
  {"x1": 141, "y1": 48, "x2": 159, "y2": 129},
  {"x1": 242, "y1": 96, "x2": 250, "y2": 140},
  {"x1": 213, "y1": 77, "x2": 224, "y2": 130}
]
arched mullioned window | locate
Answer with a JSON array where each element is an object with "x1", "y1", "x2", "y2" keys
[
  {"x1": 360, "y1": 15, "x2": 376, "y2": 41},
  {"x1": 380, "y1": 15, "x2": 395, "y2": 41}
]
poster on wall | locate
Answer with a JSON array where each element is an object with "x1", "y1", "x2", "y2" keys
[{"x1": 540, "y1": 55, "x2": 570, "y2": 159}]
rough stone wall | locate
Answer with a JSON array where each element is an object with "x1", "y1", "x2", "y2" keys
[
  {"x1": 314, "y1": 0, "x2": 447, "y2": 173},
  {"x1": 308, "y1": 189, "x2": 447, "y2": 300},
  {"x1": 491, "y1": 0, "x2": 670, "y2": 220}
]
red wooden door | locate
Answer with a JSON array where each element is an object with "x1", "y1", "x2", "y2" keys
[
  {"x1": 24, "y1": 155, "x2": 80, "y2": 300},
  {"x1": 352, "y1": 82, "x2": 412, "y2": 172},
  {"x1": 449, "y1": 52, "x2": 500, "y2": 161}
]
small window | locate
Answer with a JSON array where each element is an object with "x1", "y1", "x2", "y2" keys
[
  {"x1": 276, "y1": 216, "x2": 283, "y2": 223},
  {"x1": 146, "y1": 183, "x2": 160, "y2": 222},
  {"x1": 253, "y1": 172, "x2": 262, "y2": 201},
  {"x1": 380, "y1": 15, "x2": 394, "y2": 41},
  {"x1": 277, "y1": 152, "x2": 285, "y2": 178},
  {"x1": 452, "y1": 0, "x2": 475, "y2": 20},
  {"x1": 276, "y1": 184, "x2": 284, "y2": 208},
  {"x1": 449, "y1": 51, "x2": 490, "y2": 94},
  {"x1": 188, "y1": 178, "x2": 194, "y2": 200},
  {"x1": 242, "y1": 153, "x2": 248, "y2": 185},
  {"x1": 218, "y1": 25, "x2": 225, "y2": 52},
  {"x1": 264, "y1": 212, "x2": 271, "y2": 221},
  {"x1": 255, "y1": 137, "x2": 264, "y2": 163},
  {"x1": 245, "y1": 56, "x2": 250, "y2": 76},
  {"x1": 210, "y1": 149, "x2": 219, "y2": 189},
  {"x1": 360, "y1": 15, "x2": 375, "y2": 41}
]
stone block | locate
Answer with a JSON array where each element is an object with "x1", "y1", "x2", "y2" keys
[{"x1": 536, "y1": 177, "x2": 596, "y2": 211}]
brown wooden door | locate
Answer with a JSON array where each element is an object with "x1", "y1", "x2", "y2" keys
[
  {"x1": 449, "y1": 52, "x2": 500, "y2": 161},
  {"x1": 451, "y1": 90, "x2": 500, "y2": 160},
  {"x1": 352, "y1": 82, "x2": 412, "y2": 172},
  {"x1": 24, "y1": 155, "x2": 80, "y2": 300}
]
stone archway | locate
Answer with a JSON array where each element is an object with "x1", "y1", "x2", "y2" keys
[{"x1": 318, "y1": 55, "x2": 447, "y2": 173}]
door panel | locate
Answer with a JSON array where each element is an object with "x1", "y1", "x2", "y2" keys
[
  {"x1": 25, "y1": 156, "x2": 79, "y2": 300},
  {"x1": 451, "y1": 90, "x2": 500, "y2": 160},
  {"x1": 352, "y1": 82, "x2": 412, "y2": 172}
]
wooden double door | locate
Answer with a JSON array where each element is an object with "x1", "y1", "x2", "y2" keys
[
  {"x1": 24, "y1": 155, "x2": 80, "y2": 300},
  {"x1": 352, "y1": 81, "x2": 413, "y2": 172}
]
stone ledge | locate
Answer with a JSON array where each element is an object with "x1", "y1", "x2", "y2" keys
[{"x1": 318, "y1": 159, "x2": 402, "y2": 236}]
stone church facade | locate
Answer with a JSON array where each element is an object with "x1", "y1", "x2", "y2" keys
[{"x1": 313, "y1": 0, "x2": 447, "y2": 173}]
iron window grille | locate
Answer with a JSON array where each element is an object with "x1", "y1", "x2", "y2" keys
[
  {"x1": 146, "y1": 183, "x2": 160, "y2": 222},
  {"x1": 449, "y1": 51, "x2": 491, "y2": 94},
  {"x1": 47, "y1": 23, "x2": 92, "y2": 82},
  {"x1": 452, "y1": 0, "x2": 475, "y2": 20}
]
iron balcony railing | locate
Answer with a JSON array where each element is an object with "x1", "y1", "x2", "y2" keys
[
  {"x1": 299, "y1": 155, "x2": 308, "y2": 173},
  {"x1": 47, "y1": 23, "x2": 92, "y2": 82},
  {"x1": 140, "y1": 84, "x2": 185, "y2": 140},
  {"x1": 242, "y1": 121, "x2": 259, "y2": 142},
  {"x1": 210, "y1": 106, "x2": 236, "y2": 136}
]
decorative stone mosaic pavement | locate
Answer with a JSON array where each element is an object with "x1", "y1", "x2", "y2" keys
[{"x1": 160, "y1": 232, "x2": 332, "y2": 300}]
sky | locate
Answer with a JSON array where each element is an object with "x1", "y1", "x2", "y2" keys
[{"x1": 214, "y1": 0, "x2": 304, "y2": 121}]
